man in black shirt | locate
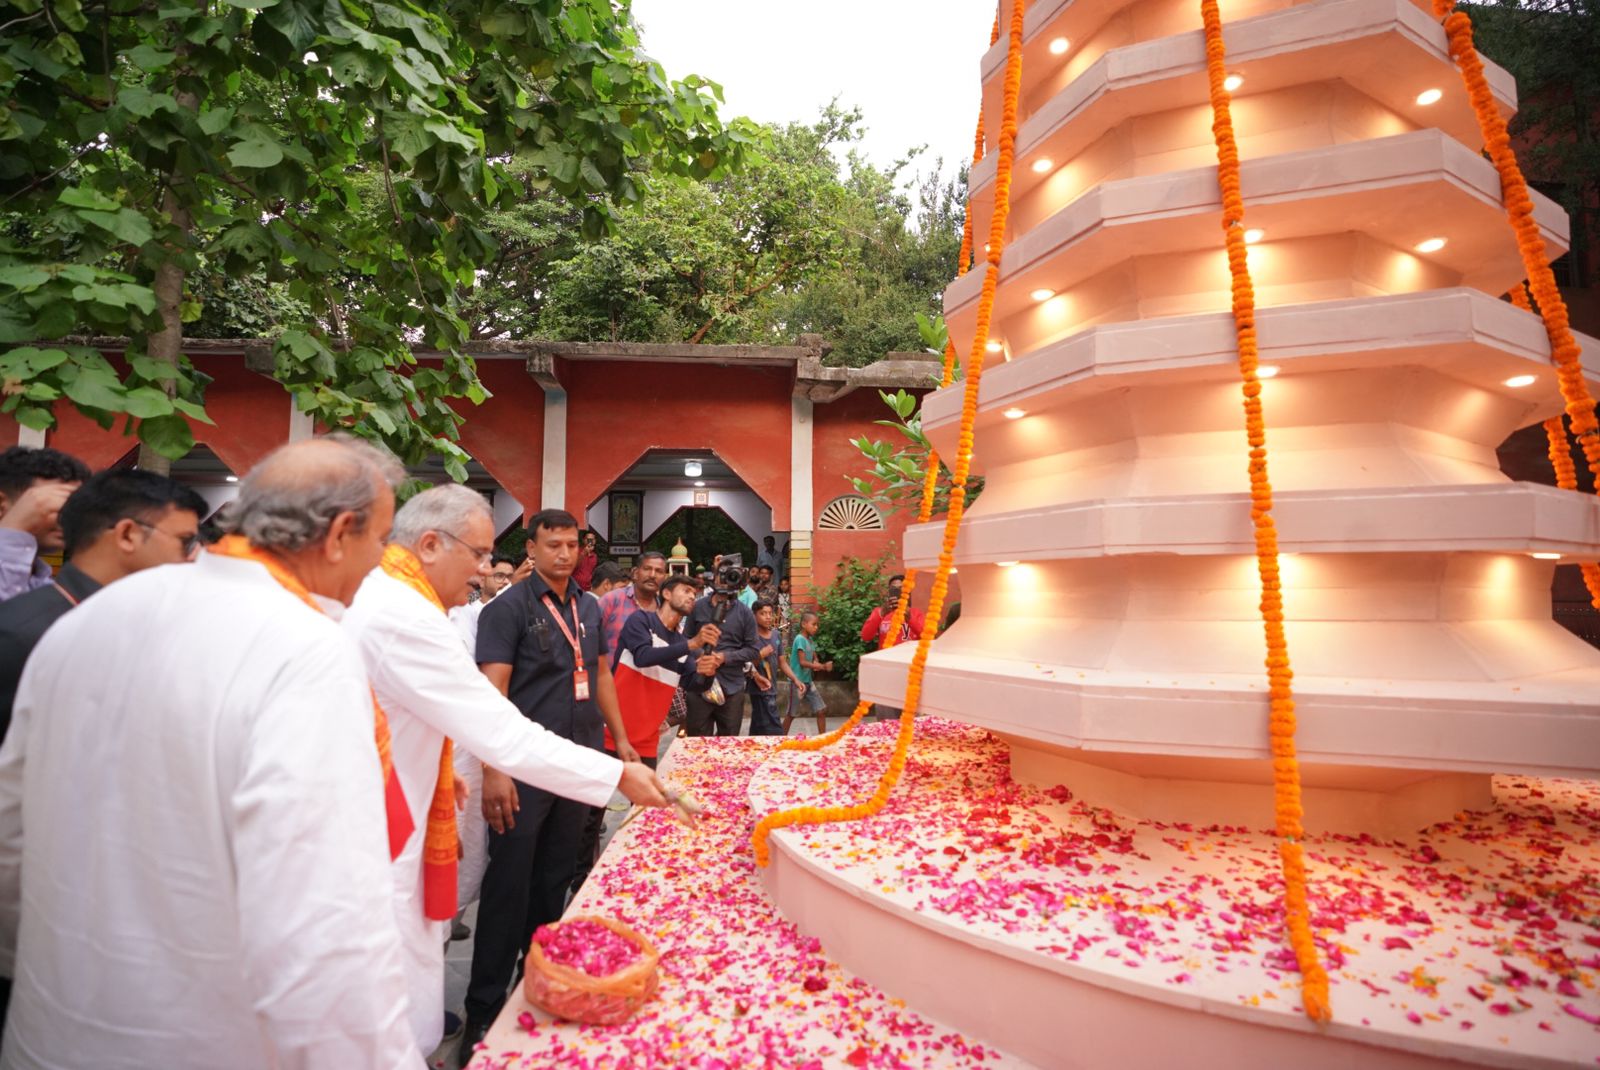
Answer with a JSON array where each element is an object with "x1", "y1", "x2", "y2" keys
[
  {"x1": 0, "y1": 470, "x2": 205, "y2": 739},
  {"x1": 0, "y1": 468, "x2": 204, "y2": 1036},
  {"x1": 681, "y1": 569, "x2": 761, "y2": 737},
  {"x1": 463, "y1": 509, "x2": 643, "y2": 1047}
]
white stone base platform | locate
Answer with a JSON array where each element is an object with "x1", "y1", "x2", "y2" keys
[{"x1": 750, "y1": 720, "x2": 1600, "y2": 1069}]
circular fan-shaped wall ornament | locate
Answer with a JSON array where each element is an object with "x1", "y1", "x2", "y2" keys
[{"x1": 817, "y1": 495, "x2": 884, "y2": 531}]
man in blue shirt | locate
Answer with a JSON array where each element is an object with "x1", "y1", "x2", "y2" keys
[{"x1": 682, "y1": 567, "x2": 760, "y2": 736}]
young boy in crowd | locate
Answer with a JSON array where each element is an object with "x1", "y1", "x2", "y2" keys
[
  {"x1": 784, "y1": 609, "x2": 833, "y2": 734},
  {"x1": 774, "y1": 576, "x2": 793, "y2": 634},
  {"x1": 748, "y1": 598, "x2": 803, "y2": 736}
]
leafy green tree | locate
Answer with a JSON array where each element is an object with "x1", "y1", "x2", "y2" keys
[
  {"x1": 534, "y1": 104, "x2": 857, "y2": 345},
  {"x1": 849, "y1": 314, "x2": 983, "y2": 516},
  {"x1": 0, "y1": 0, "x2": 756, "y2": 472},
  {"x1": 529, "y1": 103, "x2": 966, "y2": 363},
  {"x1": 767, "y1": 153, "x2": 967, "y2": 367}
]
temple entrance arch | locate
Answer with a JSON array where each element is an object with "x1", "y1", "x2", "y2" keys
[
  {"x1": 583, "y1": 449, "x2": 773, "y2": 569},
  {"x1": 645, "y1": 507, "x2": 755, "y2": 575}
]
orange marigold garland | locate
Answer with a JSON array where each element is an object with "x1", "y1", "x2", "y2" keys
[
  {"x1": 1435, "y1": 1, "x2": 1600, "y2": 475},
  {"x1": 1198, "y1": 0, "x2": 1330, "y2": 1023},
  {"x1": 778, "y1": 14, "x2": 1000, "y2": 759},
  {"x1": 753, "y1": 0, "x2": 1027, "y2": 863},
  {"x1": 1439, "y1": 4, "x2": 1600, "y2": 611}
]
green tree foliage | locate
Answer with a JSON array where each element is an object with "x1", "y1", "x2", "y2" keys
[
  {"x1": 0, "y1": 0, "x2": 757, "y2": 471},
  {"x1": 849, "y1": 314, "x2": 983, "y2": 516},
  {"x1": 768, "y1": 145, "x2": 966, "y2": 367},
  {"x1": 812, "y1": 547, "x2": 895, "y2": 682},
  {"x1": 1468, "y1": 0, "x2": 1599, "y2": 280},
  {"x1": 523, "y1": 103, "x2": 966, "y2": 366}
]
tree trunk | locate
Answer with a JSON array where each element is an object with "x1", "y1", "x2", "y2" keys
[{"x1": 135, "y1": 84, "x2": 198, "y2": 475}]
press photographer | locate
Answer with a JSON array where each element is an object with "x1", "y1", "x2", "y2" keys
[{"x1": 681, "y1": 555, "x2": 761, "y2": 737}]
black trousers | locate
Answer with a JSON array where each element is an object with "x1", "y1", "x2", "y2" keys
[
  {"x1": 684, "y1": 688, "x2": 745, "y2": 737},
  {"x1": 464, "y1": 786, "x2": 590, "y2": 1025},
  {"x1": 569, "y1": 751, "x2": 657, "y2": 898}
]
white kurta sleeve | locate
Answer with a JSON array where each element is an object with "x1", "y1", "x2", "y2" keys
[
  {"x1": 230, "y1": 642, "x2": 423, "y2": 1070},
  {"x1": 0, "y1": 672, "x2": 29, "y2": 977},
  {"x1": 373, "y1": 617, "x2": 622, "y2": 808}
]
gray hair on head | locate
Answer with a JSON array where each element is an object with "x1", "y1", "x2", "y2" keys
[
  {"x1": 390, "y1": 483, "x2": 492, "y2": 549},
  {"x1": 229, "y1": 434, "x2": 404, "y2": 553}
]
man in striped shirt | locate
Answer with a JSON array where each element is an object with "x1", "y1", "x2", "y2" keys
[
  {"x1": 595, "y1": 551, "x2": 667, "y2": 655},
  {"x1": 605, "y1": 575, "x2": 721, "y2": 767}
]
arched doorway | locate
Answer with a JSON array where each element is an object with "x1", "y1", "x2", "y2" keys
[
  {"x1": 645, "y1": 506, "x2": 754, "y2": 573},
  {"x1": 583, "y1": 449, "x2": 773, "y2": 569}
]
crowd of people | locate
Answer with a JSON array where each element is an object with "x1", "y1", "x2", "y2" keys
[{"x1": 0, "y1": 439, "x2": 900, "y2": 1068}]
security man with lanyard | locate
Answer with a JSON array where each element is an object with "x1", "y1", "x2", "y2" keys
[{"x1": 463, "y1": 508, "x2": 642, "y2": 1049}]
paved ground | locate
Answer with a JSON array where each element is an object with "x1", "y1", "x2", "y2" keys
[{"x1": 426, "y1": 702, "x2": 860, "y2": 1069}]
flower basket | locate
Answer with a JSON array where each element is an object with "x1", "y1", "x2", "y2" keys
[{"x1": 523, "y1": 916, "x2": 660, "y2": 1026}]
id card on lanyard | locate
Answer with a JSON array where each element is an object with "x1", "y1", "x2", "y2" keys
[{"x1": 542, "y1": 594, "x2": 589, "y2": 701}]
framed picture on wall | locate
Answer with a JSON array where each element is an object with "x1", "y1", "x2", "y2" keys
[
  {"x1": 693, "y1": 489, "x2": 710, "y2": 507},
  {"x1": 609, "y1": 490, "x2": 644, "y2": 547}
]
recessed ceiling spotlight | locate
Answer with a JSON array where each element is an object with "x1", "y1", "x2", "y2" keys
[
  {"x1": 1243, "y1": 228, "x2": 1265, "y2": 244},
  {"x1": 1048, "y1": 36, "x2": 1071, "y2": 55},
  {"x1": 1223, "y1": 73, "x2": 1244, "y2": 92},
  {"x1": 694, "y1": 480, "x2": 706, "y2": 487},
  {"x1": 225, "y1": 475, "x2": 239, "y2": 483},
  {"x1": 1415, "y1": 88, "x2": 1443, "y2": 106},
  {"x1": 1530, "y1": 552, "x2": 1562, "y2": 560},
  {"x1": 1003, "y1": 407, "x2": 1027, "y2": 419},
  {"x1": 1030, "y1": 157, "x2": 1054, "y2": 174},
  {"x1": 1257, "y1": 365, "x2": 1280, "y2": 379},
  {"x1": 1030, "y1": 287, "x2": 1055, "y2": 302},
  {"x1": 985, "y1": 339, "x2": 1004, "y2": 354},
  {"x1": 1414, "y1": 237, "x2": 1447, "y2": 253},
  {"x1": 997, "y1": 560, "x2": 1020, "y2": 567},
  {"x1": 1503, "y1": 374, "x2": 1537, "y2": 388}
]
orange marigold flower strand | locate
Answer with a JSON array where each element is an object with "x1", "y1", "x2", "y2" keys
[
  {"x1": 1198, "y1": 0, "x2": 1330, "y2": 1023},
  {"x1": 1440, "y1": 2, "x2": 1600, "y2": 611},
  {"x1": 753, "y1": 0, "x2": 1027, "y2": 863}
]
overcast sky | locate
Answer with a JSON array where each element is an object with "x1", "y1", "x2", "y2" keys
[{"x1": 631, "y1": 0, "x2": 998, "y2": 183}]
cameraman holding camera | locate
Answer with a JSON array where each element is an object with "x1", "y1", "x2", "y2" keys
[{"x1": 681, "y1": 556, "x2": 761, "y2": 737}]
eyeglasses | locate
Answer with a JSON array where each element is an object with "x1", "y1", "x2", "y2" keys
[
  {"x1": 133, "y1": 520, "x2": 201, "y2": 558},
  {"x1": 435, "y1": 529, "x2": 494, "y2": 565}
]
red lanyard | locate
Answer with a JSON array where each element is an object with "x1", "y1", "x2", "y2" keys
[
  {"x1": 542, "y1": 594, "x2": 591, "y2": 701},
  {"x1": 52, "y1": 582, "x2": 79, "y2": 608}
]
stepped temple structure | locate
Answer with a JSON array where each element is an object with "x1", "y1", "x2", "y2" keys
[{"x1": 752, "y1": 0, "x2": 1600, "y2": 1066}]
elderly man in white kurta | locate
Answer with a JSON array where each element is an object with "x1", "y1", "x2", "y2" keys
[
  {"x1": 341, "y1": 484, "x2": 672, "y2": 1052},
  {"x1": 0, "y1": 437, "x2": 423, "y2": 1070}
]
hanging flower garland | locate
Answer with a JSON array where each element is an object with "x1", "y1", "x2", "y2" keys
[
  {"x1": 777, "y1": 13, "x2": 1001, "y2": 759},
  {"x1": 753, "y1": 0, "x2": 1027, "y2": 863},
  {"x1": 1435, "y1": 2, "x2": 1600, "y2": 494},
  {"x1": 1197, "y1": 0, "x2": 1331, "y2": 1023}
]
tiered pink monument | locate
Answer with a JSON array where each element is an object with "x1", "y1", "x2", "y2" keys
[{"x1": 756, "y1": 0, "x2": 1600, "y2": 1066}]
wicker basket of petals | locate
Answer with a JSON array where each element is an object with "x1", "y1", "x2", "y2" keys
[{"x1": 523, "y1": 916, "x2": 660, "y2": 1026}]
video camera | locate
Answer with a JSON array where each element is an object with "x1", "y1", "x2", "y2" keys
[{"x1": 712, "y1": 553, "x2": 748, "y2": 596}]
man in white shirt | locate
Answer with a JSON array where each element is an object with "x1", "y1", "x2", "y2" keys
[
  {"x1": 341, "y1": 485, "x2": 672, "y2": 1053},
  {"x1": 0, "y1": 436, "x2": 423, "y2": 1070},
  {"x1": 448, "y1": 553, "x2": 516, "y2": 650}
]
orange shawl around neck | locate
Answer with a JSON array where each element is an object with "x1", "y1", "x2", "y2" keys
[
  {"x1": 210, "y1": 537, "x2": 459, "y2": 921},
  {"x1": 375, "y1": 543, "x2": 459, "y2": 922}
]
